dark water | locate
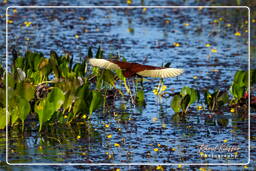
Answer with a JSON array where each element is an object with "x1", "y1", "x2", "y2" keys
[{"x1": 0, "y1": 1, "x2": 253, "y2": 170}]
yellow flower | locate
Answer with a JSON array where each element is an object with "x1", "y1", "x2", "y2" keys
[
  {"x1": 211, "y1": 49, "x2": 217, "y2": 53},
  {"x1": 213, "y1": 19, "x2": 218, "y2": 23},
  {"x1": 7, "y1": 20, "x2": 13, "y2": 24},
  {"x1": 245, "y1": 30, "x2": 248, "y2": 33},
  {"x1": 157, "y1": 144, "x2": 161, "y2": 147},
  {"x1": 116, "y1": 169, "x2": 121, "y2": 171},
  {"x1": 205, "y1": 43, "x2": 211, "y2": 47},
  {"x1": 152, "y1": 117, "x2": 158, "y2": 122},
  {"x1": 105, "y1": 124, "x2": 110, "y2": 128},
  {"x1": 234, "y1": 32, "x2": 241, "y2": 36},
  {"x1": 3, "y1": 0, "x2": 8, "y2": 3},
  {"x1": 193, "y1": 76, "x2": 198, "y2": 79},
  {"x1": 234, "y1": 152, "x2": 238, "y2": 155},
  {"x1": 75, "y1": 34, "x2": 79, "y2": 39},
  {"x1": 127, "y1": 0, "x2": 132, "y2": 4},
  {"x1": 252, "y1": 19, "x2": 255, "y2": 23},
  {"x1": 162, "y1": 123, "x2": 167, "y2": 128},
  {"x1": 82, "y1": 114, "x2": 87, "y2": 119},
  {"x1": 114, "y1": 143, "x2": 120, "y2": 147},
  {"x1": 223, "y1": 139, "x2": 228, "y2": 143},
  {"x1": 153, "y1": 89, "x2": 159, "y2": 95},
  {"x1": 38, "y1": 146, "x2": 43, "y2": 150},
  {"x1": 219, "y1": 17, "x2": 223, "y2": 21},
  {"x1": 156, "y1": 165, "x2": 163, "y2": 170},
  {"x1": 183, "y1": 23, "x2": 189, "y2": 26},
  {"x1": 77, "y1": 135, "x2": 81, "y2": 139},
  {"x1": 13, "y1": 9, "x2": 17, "y2": 13},
  {"x1": 204, "y1": 154, "x2": 208, "y2": 158},
  {"x1": 154, "y1": 148, "x2": 159, "y2": 152},
  {"x1": 197, "y1": 106, "x2": 203, "y2": 110},
  {"x1": 143, "y1": 8, "x2": 147, "y2": 12},
  {"x1": 199, "y1": 168, "x2": 207, "y2": 171},
  {"x1": 244, "y1": 165, "x2": 248, "y2": 169},
  {"x1": 161, "y1": 85, "x2": 167, "y2": 91},
  {"x1": 107, "y1": 134, "x2": 112, "y2": 138},
  {"x1": 64, "y1": 115, "x2": 68, "y2": 119},
  {"x1": 178, "y1": 164, "x2": 182, "y2": 168},
  {"x1": 24, "y1": 21, "x2": 32, "y2": 27},
  {"x1": 171, "y1": 148, "x2": 176, "y2": 151},
  {"x1": 173, "y1": 42, "x2": 180, "y2": 47},
  {"x1": 82, "y1": 152, "x2": 86, "y2": 155},
  {"x1": 226, "y1": 23, "x2": 231, "y2": 27},
  {"x1": 200, "y1": 152, "x2": 204, "y2": 156},
  {"x1": 230, "y1": 108, "x2": 235, "y2": 113}
]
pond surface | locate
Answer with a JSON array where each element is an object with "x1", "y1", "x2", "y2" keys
[{"x1": 0, "y1": 3, "x2": 251, "y2": 170}]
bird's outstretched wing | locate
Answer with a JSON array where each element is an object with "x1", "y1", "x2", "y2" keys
[
  {"x1": 89, "y1": 59, "x2": 121, "y2": 70},
  {"x1": 137, "y1": 68, "x2": 184, "y2": 78}
]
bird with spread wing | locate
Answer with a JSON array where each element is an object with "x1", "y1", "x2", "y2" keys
[{"x1": 88, "y1": 58, "x2": 184, "y2": 78}]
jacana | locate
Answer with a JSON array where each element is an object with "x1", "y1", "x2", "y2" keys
[{"x1": 88, "y1": 58, "x2": 184, "y2": 78}]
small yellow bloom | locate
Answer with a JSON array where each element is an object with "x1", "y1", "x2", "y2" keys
[
  {"x1": 200, "y1": 152, "x2": 204, "y2": 156},
  {"x1": 116, "y1": 169, "x2": 120, "y2": 171},
  {"x1": 82, "y1": 152, "x2": 86, "y2": 155},
  {"x1": 245, "y1": 20, "x2": 248, "y2": 24},
  {"x1": 234, "y1": 152, "x2": 238, "y2": 155},
  {"x1": 173, "y1": 42, "x2": 180, "y2": 47},
  {"x1": 197, "y1": 106, "x2": 203, "y2": 110},
  {"x1": 183, "y1": 23, "x2": 189, "y2": 26},
  {"x1": 107, "y1": 134, "x2": 112, "y2": 138},
  {"x1": 3, "y1": 0, "x2": 8, "y2": 3},
  {"x1": 64, "y1": 115, "x2": 68, "y2": 119},
  {"x1": 205, "y1": 43, "x2": 211, "y2": 47},
  {"x1": 226, "y1": 23, "x2": 231, "y2": 27},
  {"x1": 213, "y1": 19, "x2": 218, "y2": 23},
  {"x1": 211, "y1": 49, "x2": 217, "y2": 53},
  {"x1": 153, "y1": 89, "x2": 159, "y2": 95},
  {"x1": 172, "y1": 148, "x2": 176, "y2": 151},
  {"x1": 230, "y1": 108, "x2": 235, "y2": 113},
  {"x1": 24, "y1": 21, "x2": 32, "y2": 27},
  {"x1": 7, "y1": 20, "x2": 13, "y2": 24},
  {"x1": 252, "y1": 19, "x2": 255, "y2": 23},
  {"x1": 152, "y1": 117, "x2": 158, "y2": 122},
  {"x1": 82, "y1": 114, "x2": 87, "y2": 119},
  {"x1": 204, "y1": 154, "x2": 208, "y2": 158},
  {"x1": 161, "y1": 85, "x2": 167, "y2": 91},
  {"x1": 193, "y1": 76, "x2": 198, "y2": 79},
  {"x1": 25, "y1": 37, "x2": 30, "y2": 41},
  {"x1": 178, "y1": 164, "x2": 182, "y2": 168},
  {"x1": 234, "y1": 32, "x2": 241, "y2": 36},
  {"x1": 143, "y1": 8, "x2": 147, "y2": 12},
  {"x1": 245, "y1": 30, "x2": 248, "y2": 33},
  {"x1": 162, "y1": 123, "x2": 167, "y2": 128},
  {"x1": 156, "y1": 165, "x2": 163, "y2": 170},
  {"x1": 157, "y1": 144, "x2": 161, "y2": 147},
  {"x1": 13, "y1": 9, "x2": 17, "y2": 13},
  {"x1": 223, "y1": 139, "x2": 228, "y2": 143},
  {"x1": 105, "y1": 124, "x2": 110, "y2": 128},
  {"x1": 199, "y1": 168, "x2": 207, "y2": 171},
  {"x1": 38, "y1": 146, "x2": 43, "y2": 150},
  {"x1": 114, "y1": 143, "x2": 120, "y2": 147},
  {"x1": 127, "y1": 0, "x2": 132, "y2": 4},
  {"x1": 77, "y1": 135, "x2": 81, "y2": 139},
  {"x1": 219, "y1": 17, "x2": 223, "y2": 21},
  {"x1": 244, "y1": 165, "x2": 248, "y2": 169},
  {"x1": 75, "y1": 34, "x2": 79, "y2": 39},
  {"x1": 154, "y1": 148, "x2": 159, "y2": 152}
]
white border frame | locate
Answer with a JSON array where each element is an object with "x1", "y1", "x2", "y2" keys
[{"x1": 5, "y1": 6, "x2": 250, "y2": 166}]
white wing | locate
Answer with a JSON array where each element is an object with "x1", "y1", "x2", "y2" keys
[
  {"x1": 88, "y1": 58, "x2": 121, "y2": 70},
  {"x1": 137, "y1": 68, "x2": 184, "y2": 78}
]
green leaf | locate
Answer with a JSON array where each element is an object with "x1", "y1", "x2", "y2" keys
[
  {"x1": 171, "y1": 94, "x2": 182, "y2": 113},
  {"x1": 180, "y1": 86, "x2": 191, "y2": 97},
  {"x1": 89, "y1": 90, "x2": 102, "y2": 115},
  {"x1": 0, "y1": 108, "x2": 8, "y2": 129},
  {"x1": 181, "y1": 95, "x2": 190, "y2": 113},
  {"x1": 35, "y1": 87, "x2": 65, "y2": 131},
  {"x1": 136, "y1": 89, "x2": 145, "y2": 106},
  {"x1": 15, "y1": 82, "x2": 35, "y2": 101}
]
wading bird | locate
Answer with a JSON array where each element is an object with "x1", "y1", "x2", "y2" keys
[{"x1": 88, "y1": 58, "x2": 184, "y2": 78}]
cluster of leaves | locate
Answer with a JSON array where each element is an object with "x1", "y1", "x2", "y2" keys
[
  {"x1": 170, "y1": 69, "x2": 255, "y2": 115},
  {"x1": 0, "y1": 47, "x2": 122, "y2": 131}
]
